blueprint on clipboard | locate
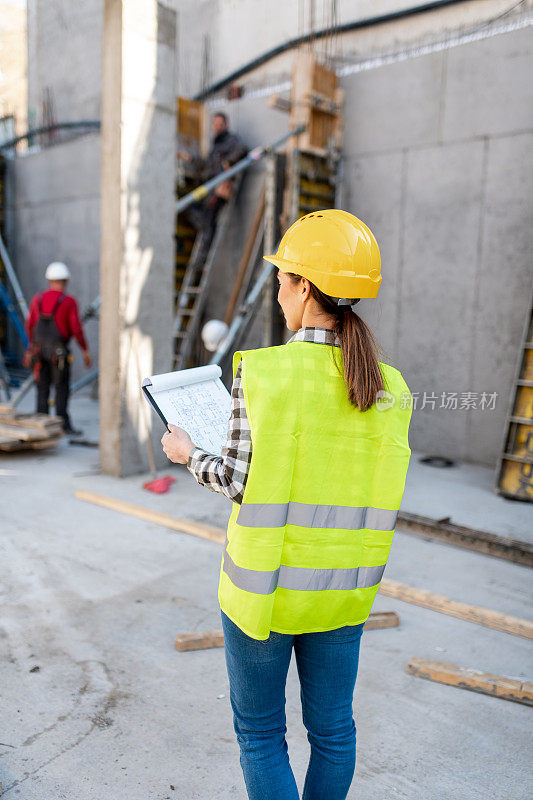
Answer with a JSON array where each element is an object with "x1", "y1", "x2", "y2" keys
[{"x1": 142, "y1": 364, "x2": 232, "y2": 456}]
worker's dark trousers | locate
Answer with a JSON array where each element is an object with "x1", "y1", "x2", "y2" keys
[
  {"x1": 185, "y1": 196, "x2": 225, "y2": 258},
  {"x1": 36, "y1": 357, "x2": 71, "y2": 429}
]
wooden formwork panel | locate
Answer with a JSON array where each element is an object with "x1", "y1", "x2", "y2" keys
[
  {"x1": 283, "y1": 148, "x2": 339, "y2": 230},
  {"x1": 288, "y1": 51, "x2": 343, "y2": 154},
  {"x1": 177, "y1": 96, "x2": 208, "y2": 156},
  {"x1": 495, "y1": 298, "x2": 533, "y2": 501}
]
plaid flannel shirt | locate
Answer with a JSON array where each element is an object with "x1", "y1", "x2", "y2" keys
[{"x1": 186, "y1": 327, "x2": 341, "y2": 504}]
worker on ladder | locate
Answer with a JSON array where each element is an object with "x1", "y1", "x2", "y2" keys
[
  {"x1": 25, "y1": 261, "x2": 92, "y2": 435},
  {"x1": 161, "y1": 210, "x2": 413, "y2": 800},
  {"x1": 178, "y1": 111, "x2": 246, "y2": 257}
]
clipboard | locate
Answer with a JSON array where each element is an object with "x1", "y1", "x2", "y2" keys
[{"x1": 142, "y1": 364, "x2": 232, "y2": 456}]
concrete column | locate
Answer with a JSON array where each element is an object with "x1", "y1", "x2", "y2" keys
[{"x1": 99, "y1": 0, "x2": 175, "y2": 476}]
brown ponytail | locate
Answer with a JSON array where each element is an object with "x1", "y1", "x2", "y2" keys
[{"x1": 286, "y1": 273, "x2": 385, "y2": 411}]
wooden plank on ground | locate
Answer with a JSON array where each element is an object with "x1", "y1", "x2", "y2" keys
[
  {"x1": 0, "y1": 434, "x2": 62, "y2": 452},
  {"x1": 75, "y1": 490, "x2": 226, "y2": 545},
  {"x1": 0, "y1": 423, "x2": 50, "y2": 441},
  {"x1": 175, "y1": 630, "x2": 225, "y2": 651},
  {"x1": 71, "y1": 494, "x2": 533, "y2": 641},
  {"x1": 380, "y1": 579, "x2": 533, "y2": 640},
  {"x1": 0, "y1": 412, "x2": 63, "y2": 431},
  {"x1": 397, "y1": 510, "x2": 533, "y2": 567},
  {"x1": 23, "y1": 437, "x2": 62, "y2": 450},
  {"x1": 0, "y1": 437, "x2": 23, "y2": 450},
  {"x1": 175, "y1": 611, "x2": 400, "y2": 651},
  {"x1": 363, "y1": 611, "x2": 399, "y2": 630},
  {"x1": 407, "y1": 658, "x2": 533, "y2": 706}
]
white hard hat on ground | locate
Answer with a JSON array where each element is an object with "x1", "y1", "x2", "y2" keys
[{"x1": 45, "y1": 261, "x2": 71, "y2": 281}]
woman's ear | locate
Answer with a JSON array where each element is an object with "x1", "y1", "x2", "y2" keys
[{"x1": 300, "y1": 277, "x2": 311, "y2": 301}]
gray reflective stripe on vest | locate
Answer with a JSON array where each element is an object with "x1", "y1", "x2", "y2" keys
[
  {"x1": 223, "y1": 549, "x2": 280, "y2": 595},
  {"x1": 236, "y1": 501, "x2": 398, "y2": 531},
  {"x1": 223, "y1": 548, "x2": 386, "y2": 595}
]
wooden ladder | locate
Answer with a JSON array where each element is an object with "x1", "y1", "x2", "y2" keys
[{"x1": 173, "y1": 175, "x2": 242, "y2": 370}]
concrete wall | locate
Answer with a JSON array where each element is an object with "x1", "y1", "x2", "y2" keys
[
  {"x1": 31, "y1": 0, "x2": 523, "y2": 119},
  {"x1": 205, "y1": 23, "x2": 533, "y2": 467},
  {"x1": 27, "y1": 0, "x2": 103, "y2": 127},
  {"x1": 9, "y1": 133, "x2": 101, "y2": 380},
  {"x1": 11, "y1": 0, "x2": 533, "y2": 468},
  {"x1": 0, "y1": 1, "x2": 27, "y2": 142},
  {"x1": 343, "y1": 27, "x2": 533, "y2": 467},
  {"x1": 175, "y1": 0, "x2": 527, "y2": 96}
]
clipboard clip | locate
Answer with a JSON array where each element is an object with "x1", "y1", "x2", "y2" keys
[{"x1": 142, "y1": 379, "x2": 172, "y2": 434}]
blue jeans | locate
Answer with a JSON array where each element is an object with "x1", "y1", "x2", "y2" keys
[{"x1": 221, "y1": 610, "x2": 365, "y2": 800}]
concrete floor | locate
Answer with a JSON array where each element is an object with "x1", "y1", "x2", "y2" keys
[
  {"x1": 0, "y1": 391, "x2": 531, "y2": 799},
  {"x1": 402, "y1": 451, "x2": 533, "y2": 543}
]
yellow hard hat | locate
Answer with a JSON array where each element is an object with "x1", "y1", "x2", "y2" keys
[{"x1": 264, "y1": 209, "x2": 381, "y2": 299}]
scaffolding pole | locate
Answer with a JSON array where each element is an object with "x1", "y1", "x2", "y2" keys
[{"x1": 0, "y1": 233, "x2": 28, "y2": 320}]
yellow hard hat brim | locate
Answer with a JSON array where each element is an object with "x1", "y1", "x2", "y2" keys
[{"x1": 264, "y1": 254, "x2": 382, "y2": 299}]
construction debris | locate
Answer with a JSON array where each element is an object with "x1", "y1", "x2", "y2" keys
[
  {"x1": 407, "y1": 658, "x2": 533, "y2": 707},
  {"x1": 0, "y1": 411, "x2": 63, "y2": 452}
]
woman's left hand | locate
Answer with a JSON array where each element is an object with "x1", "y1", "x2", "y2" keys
[{"x1": 161, "y1": 424, "x2": 195, "y2": 464}]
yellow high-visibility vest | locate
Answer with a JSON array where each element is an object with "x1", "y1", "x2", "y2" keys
[{"x1": 218, "y1": 340, "x2": 413, "y2": 640}]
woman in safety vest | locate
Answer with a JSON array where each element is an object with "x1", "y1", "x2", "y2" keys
[{"x1": 161, "y1": 209, "x2": 413, "y2": 800}]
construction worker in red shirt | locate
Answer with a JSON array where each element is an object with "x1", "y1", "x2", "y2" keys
[{"x1": 25, "y1": 261, "x2": 92, "y2": 435}]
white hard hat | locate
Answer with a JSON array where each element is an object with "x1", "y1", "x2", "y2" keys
[
  {"x1": 45, "y1": 261, "x2": 71, "y2": 281},
  {"x1": 201, "y1": 319, "x2": 229, "y2": 352}
]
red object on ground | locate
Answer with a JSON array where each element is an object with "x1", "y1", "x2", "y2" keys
[{"x1": 143, "y1": 475, "x2": 176, "y2": 494}]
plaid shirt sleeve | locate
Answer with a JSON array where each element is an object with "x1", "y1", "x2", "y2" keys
[{"x1": 186, "y1": 361, "x2": 252, "y2": 504}]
